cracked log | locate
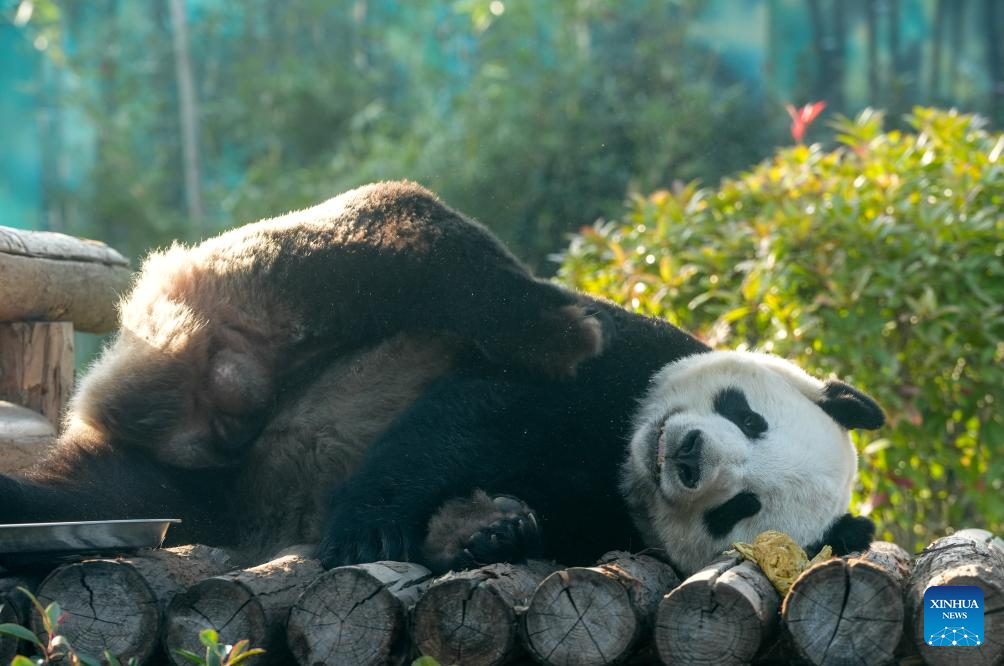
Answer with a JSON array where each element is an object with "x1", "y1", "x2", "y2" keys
[
  {"x1": 0, "y1": 226, "x2": 131, "y2": 334},
  {"x1": 782, "y1": 541, "x2": 910, "y2": 666},
  {"x1": 523, "y1": 550, "x2": 680, "y2": 666},
  {"x1": 32, "y1": 545, "x2": 237, "y2": 664},
  {"x1": 412, "y1": 560, "x2": 559, "y2": 666},
  {"x1": 0, "y1": 573, "x2": 41, "y2": 663},
  {"x1": 905, "y1": 534, "x2": 1004, "y2": 666},
  {"x1": 163, "y1": 546, "x2": 323, "y2": 665},
  {"x1": 286, "y1": 560, "x2": 433, "y2": 666},
  {"x1": 655, "y1": 553, "x2": 779, "y2": 666}
]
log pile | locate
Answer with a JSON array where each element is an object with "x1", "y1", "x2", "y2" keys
[{"x1": 0, "y1": 530, "x2": 1002, "y2": 665}]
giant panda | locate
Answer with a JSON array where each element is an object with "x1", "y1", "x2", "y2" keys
[
  {"x1": 0, "y1": 181, "x2": 882, "y2": 574},
  {"x1": 317, "y1": 313, "x2": 883, "y2": 575}
]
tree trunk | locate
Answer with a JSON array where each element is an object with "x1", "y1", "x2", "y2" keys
[
  {"x1": 655, "y1": 554, "x2": 779, "y2": 666},
  {"x1": 33, "y1": 545, "x2": 237, "y2": 664},
  {"x1": 904, "y1": 534, "x2": 1004, "y2": 665},
  {"x1": 929, "y1": 0, "x2": 948, "y2": 100},
  {"x1": 983, "y1": 0, "x2": 1003, "y2": 126},
  {"x1": 286, "y1": 561, "x2": 433, "y2": 666},
  {"x1": 168, "y1": 0, "x2": 204, "y2": 234},
  {"x1": 523, "y1": 551, "x2": 679, "y2": 666},
  {"x1": 412, "y1": 560, "x2": 559, "y2": 666},
  {"x1": 164, "y1": 547, "x2": 323, "y2": 665},
  {"x1": 0, "y1": 322, "x2": 74, "y2": 429},
  {"x1": 782, "y1": 541, "x2": 910, "y2": 666}
]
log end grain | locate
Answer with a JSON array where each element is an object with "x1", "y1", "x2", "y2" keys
[
  {"x1": 165, "y1": 578, "x2": 265, "y2": 665},
  {"x1": 413, "y1": 576, "x2": 516, "y2": 666},
  {"x1": 783, "y1": 558, "x2": 903, "y2": 666},
  {"x1": 287, "y1": 562, "x2": 430, "y2": 666},
  {"x1": 35, "y1": 560, "x2": 159, "y2": 664},
  {"x1": 524, "y1": 567, "x2": 639, "y2": 666},
  {"x1": 907, "y1": 535, "x2": 1004, "y2": 666},
  {"x1": 655, "y1": 558, "x2": 778, "y2": 666}
]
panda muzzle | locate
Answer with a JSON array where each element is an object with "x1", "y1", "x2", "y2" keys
[{"x1": 673, "y1": 429, "x2": 703, "y2": 489}]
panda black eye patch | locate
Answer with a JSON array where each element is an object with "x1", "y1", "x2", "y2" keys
[
  {"x1": 703, "y1": 491, "x2": 762, "y2": 538},
  {"x1": 713, "y1": 387, "x2": 768, "y2": 439}
]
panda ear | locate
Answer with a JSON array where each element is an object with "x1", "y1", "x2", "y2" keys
[
  {"x1": 817, "y1": 380, "x2": 885, "y2": 430},
  {"x1": 807, "y1": 513, "x2": 875, "y2": 556}
]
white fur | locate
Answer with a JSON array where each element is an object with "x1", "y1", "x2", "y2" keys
[{"x1": 620, "y1": 350, "x2": 858, "y2": 575}]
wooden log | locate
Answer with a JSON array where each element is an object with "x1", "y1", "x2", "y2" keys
[
  {"x1": 523, "y1": 550, "x2": 680, "y2": 666},
  {"x1": 0, "y1": 574, "x2": 41, "y2": 663},
  {"x1": 782, "y1": 541, "x2": 910, "y2": 666},
  {"x1": 0, "y1": 322, "x2": 74, "y2": 431},
  {"x1": 286, "y1": 561, "x2": 433, "y2": 666},
  {"x1": 0, "y1": 401, "x2": 57, "y2": 473},
  {"x1": 905, "y1": 534, "x2": 1004, "y2": 666},
  {"x1": 655, "y1": 554, "x2": 779, "y2": 666},
  {"x1": 33, "y1": 545, "x2": 237, "y2": 664},
  {"x1": 412, "y1": 560, "x2": 560, "y2": 666},
  {"x1": 0, "y1": 226, "x2": 131, "y2": 334},
  {"x1": 164, "y1": 546, "x2": 323, "y2": 665}
]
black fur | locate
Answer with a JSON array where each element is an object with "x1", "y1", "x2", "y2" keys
[
  {"x1": 319, "y1": 299, "x2": 711, "y2": 568},
  {"x1": 806, "y1": 512, "x2": 876, "y2": 557},
  {"x1": 702, "y1": 491, "x2": 763, "y2": 539},
  {"x1": 817, "y1": 380, "x2": 886, "y2": 431}
]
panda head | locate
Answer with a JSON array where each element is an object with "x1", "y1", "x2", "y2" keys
[{"x1": 621, "y1": 350, "x2": 883, "y2": 576}]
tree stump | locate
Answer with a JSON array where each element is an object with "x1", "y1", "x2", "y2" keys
[
  {"x1": 164, "y1": 547, "x2": 323, "y2": 665},
  {"x1": 905, "y1": 534, "x2": 1004, "y2": 666},
  {"x1": 286, "y1": 561, "x2": 433, "y2": 666},
  {"x1": 0, "y1": 226, "x2": 131, "y2": 333},
  {"x1": 655, "y1": 554, "x2": 779, "y2": 666},
  {"x1": 0, "y1": 323, "x2": 74, "y2": 430},
  {"x1": 0, "y1": 574, "x2": 41, "y2": 663},
  {"x1": 33, "y1": 545, "x2": 237, "y2": 664},
  {"x1": 782, "y1": 541, "x2": 910, "y2": 666},
  {"x1": 523, "y1": 550, "x2": 680, "y2": 666},
  {"x1": 412, "y1": 560, "x2": 559, "y2": 666}
]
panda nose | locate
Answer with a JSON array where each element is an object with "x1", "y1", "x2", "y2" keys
[{"x1": 675, "y1": 429, "x2": 703, "y2": 489}]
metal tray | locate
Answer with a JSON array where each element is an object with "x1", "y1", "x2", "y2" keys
[{"x1": 0, "y1": 518, "x2": 180, "y2": 568}]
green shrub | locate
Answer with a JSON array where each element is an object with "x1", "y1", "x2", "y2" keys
[{"x1": 558, "y1": 107, "x2": 1004, "y2": 551}]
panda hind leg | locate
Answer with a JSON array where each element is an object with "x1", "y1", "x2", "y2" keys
[{"x1": 422, "y1": 490, "x2": 542, "y2": 573}]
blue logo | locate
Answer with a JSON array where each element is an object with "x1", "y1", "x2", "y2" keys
[{"x1": 924, "y1": 586, "x2": 984, "y2": 647}]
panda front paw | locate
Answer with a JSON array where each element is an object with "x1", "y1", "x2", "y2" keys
[{"x1": 422, "y1": 492, "x2": 543, "y2": 572}]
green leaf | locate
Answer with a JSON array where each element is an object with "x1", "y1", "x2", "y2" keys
[
  {"x1": 10, "y1": 656, "x2": 41, "y2": 666},
  {"x1": 174, "y1": 649, "x2": 207, "y2": 665},
  {"x1": 0, "y1": 622, "x2": 45, "y2": 648},
  {"x1": 412, "y1": 658, "x2": 443, "y2": 666},
  {"x1": 199, "y1": 629, "x2": 220, "y2": 648}
]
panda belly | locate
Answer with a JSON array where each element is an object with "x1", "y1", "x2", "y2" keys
[{"x1": 230, "y1": 334, "x2": 455, "y2": 563}]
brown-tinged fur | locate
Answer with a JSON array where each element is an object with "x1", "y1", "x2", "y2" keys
[
  {"x1": 0, "y1": 181, "x2": 604, "y2": 558},
  {"x1": 231, "y1": 334, "x2": 455, "y2": 563},
  {"x1": 70, "y1": 181, "x2": 603, "y2": 469},
  {"x1": 422, "y1": 490, "x2": 501, "y2": 567}
]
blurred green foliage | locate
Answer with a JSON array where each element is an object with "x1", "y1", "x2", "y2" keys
[
  {"x1": 12, "y1": 0, "x2": 777, "y2": 269},
  {"x1": 558, "y1": 107, "x2": 1004, "y2": 549}
]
